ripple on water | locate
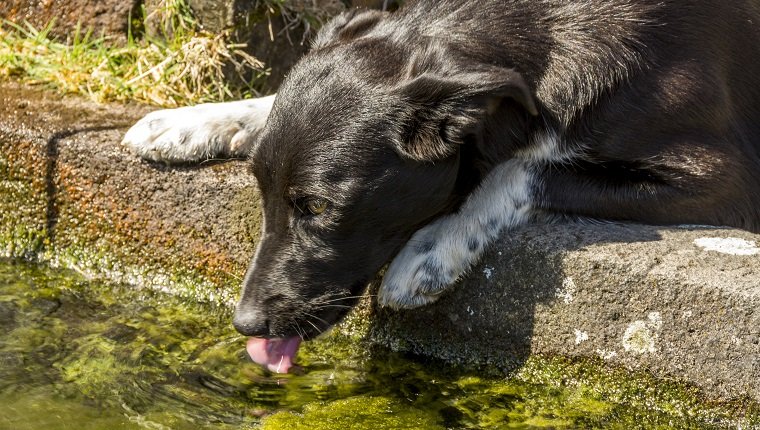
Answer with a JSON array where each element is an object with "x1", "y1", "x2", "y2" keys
[{"x1": 0, "y1": 259, "x2": 752, "y2": 429}]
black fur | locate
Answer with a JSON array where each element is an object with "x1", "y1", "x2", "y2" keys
[{"x1": 233, "y1": 0, "x2": 760, "y2": 338}]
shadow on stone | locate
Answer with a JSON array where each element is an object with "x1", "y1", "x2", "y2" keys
[{"x1": 367, "y1": 223, "x2": 664, "y2": 374}]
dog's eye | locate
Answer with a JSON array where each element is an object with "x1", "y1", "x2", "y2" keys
[{"x1": 306, "y1": 198, "x2": 328, "y2": 215}]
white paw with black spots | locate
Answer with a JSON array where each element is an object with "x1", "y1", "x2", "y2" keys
[
  {"x1": 378, "y1": 160, "x2": 535, "y2": 309},
  {"x1": 378, "y1": 216, "x2": 478, "y2": 309}
]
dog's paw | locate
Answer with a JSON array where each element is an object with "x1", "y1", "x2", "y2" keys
[
  {"x1": 122, "y1": 96, "x2": 274, "y2": 163},
  {"x1": 378, "y1": 216, "x2": 477, "y2": 309},
  {"x1": 122, "y1": 106, "x2": 242, "y2": 163}
]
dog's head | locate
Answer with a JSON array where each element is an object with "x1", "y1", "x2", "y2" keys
[{"x1": 233, "y1": 9, "x2": 537, "y2": 371}]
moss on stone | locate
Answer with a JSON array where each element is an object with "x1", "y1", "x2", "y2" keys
[
  {"x1": 262, "y1": 396, "x2": 443, "y2": 430},
  {"x1": 513, "y1": 355, "x2": 759, "y2": 428},
  {"x1": 0, "y1": 145, "x2": 48, "y2": 258}
]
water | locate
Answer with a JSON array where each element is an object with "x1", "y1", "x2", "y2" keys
[{"x1": 0, "y1": 259, "x2": 748, "y2": 429}]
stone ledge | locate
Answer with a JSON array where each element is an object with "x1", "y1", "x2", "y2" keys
[
  {"x1": 1, "y1": 81, "x2": 758, "y2": 403},
  {"x1": 0, "y1": 81, "x2": 260, "y2": 304},
  {"x1": 368, "y1": 223, "x2": 760, "y2": 402}
]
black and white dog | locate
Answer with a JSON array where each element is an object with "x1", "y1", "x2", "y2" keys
[{"x1": 124, "y1": 0, "x2": 760, "y2": 372}]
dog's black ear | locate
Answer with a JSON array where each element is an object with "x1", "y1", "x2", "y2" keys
[
  {"x1": 312, "y1": 9, "x2": 387, "y2": 49},
  {"x1": 392, "y1": 67, "x2": 538, "y2": 162}
]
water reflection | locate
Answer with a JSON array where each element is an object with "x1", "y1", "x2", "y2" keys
[{"x1": 0, "y1": 259, "x2": 744, "y2": 429}]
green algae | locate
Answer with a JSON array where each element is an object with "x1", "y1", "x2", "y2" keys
[
  {"x1": 512, "y1": 356, "x2": 759, "y2": 428},
  {"x1": 0, "y1": 259, "x2": 756, "y2": 430},
  {"x1": 262, "y1": 396, "x2": 442, "y2": 430},
  {"x1": 0, "y1": 177, "x2": 48, "y2": 259},
  {"x1": 43, "y1": 242, "x2": 239, "y2": 305},
  {"x1": 0, "y1": 133, "x2": 48, "y2": 259}
]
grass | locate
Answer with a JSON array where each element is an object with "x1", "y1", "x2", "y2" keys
[
  {"x1": 0, "y1": 0, "x2": 272, "y2": 107},
  {"x1": 0, "y1": 0, "x2": 403, "y2": 107},
  {"x1": 0, "y1": 1, "x2": 398, "y2": 107}
]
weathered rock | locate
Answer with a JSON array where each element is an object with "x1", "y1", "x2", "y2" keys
[
  {"x1": 1, "y1": 81, "x2": 759, "y2": 404},
  {"x1": 368, "y1": 223, "x2": 760, "y2": 402},
  {"x1": 0, "y1": 0, "x2": 140, "y2": 42},
  {"x1": 0, "y1": 81, "x2": 260, "y2": 305}
]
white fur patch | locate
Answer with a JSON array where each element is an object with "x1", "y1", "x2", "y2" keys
[
  {"x1": 513, "y1": 128, "x2": 584, "y2": 177},
  {"x1": 378, "y1": 159, "x2": 535, "y2": 309},
  {"x1": 122, "y1": 95, "x2": 275, "y2": 163}
]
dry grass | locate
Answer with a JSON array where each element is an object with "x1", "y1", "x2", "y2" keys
[
  {"x1": 263, "y1": 0, "x2": 346, "y2": 43},
  {"x1": 0, "y1": 1, "x2": 268, "y2": 107}
]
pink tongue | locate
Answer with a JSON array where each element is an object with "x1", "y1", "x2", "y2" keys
[{"x1": 246, "y1": 337, "x2": 302, "y2": 374}]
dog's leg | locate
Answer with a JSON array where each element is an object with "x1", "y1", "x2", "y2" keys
[
  {"x1": 378, "y1": 159, "x2": 535, "y2": 309},
  {"x1": 122, "y1": 95, "x2": 275, "y2": 163}
]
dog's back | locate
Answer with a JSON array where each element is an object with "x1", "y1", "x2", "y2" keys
[{"x1": 369, "y1": 0, "x2": 760, "y2": 231}]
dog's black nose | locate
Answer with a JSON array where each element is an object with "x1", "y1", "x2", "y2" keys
[{"x1": 233, "y1": 308, "x2": 269, "y2": 337}]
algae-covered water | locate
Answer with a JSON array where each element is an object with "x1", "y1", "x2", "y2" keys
[{"x1": 0, "y1": 259, "x2": 751, "y2": 429}]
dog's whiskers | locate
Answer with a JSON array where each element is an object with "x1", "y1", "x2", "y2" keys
[
  {"x1": 292, "y1": 319, "x2": 307, "y2": 340},
  {"x1": 303, "y1": 318, "x2": 321, "y2": 334},
  {"x1": 313, "y1": 294, "x2": 373, "y2": 304},
  {"x1": 313, "y1": 304, "x2": 353, "y2": 310},
  {"x1": 303, "y1": 312, "x2": 331, "y2": 327}
]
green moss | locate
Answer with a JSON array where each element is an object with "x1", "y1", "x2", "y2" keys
[
  {"x1": 41, "y1": 242, "x2": 240, "y2": 306},
  {"x1": 58, "y1": 337, "x2": 134, "y2": 396},
  {"x1": 0, "y1": 222, "x2": 47, "y2": 259},
  {"x1": 262, "y1": 396, "x2": 443, "y2": 430},
  {"x1": 0, "y1": 170, "x2": 48, "y2": 259},
  {"x1": 512, "y1": 355, "x2": 758, "y2": 428}
]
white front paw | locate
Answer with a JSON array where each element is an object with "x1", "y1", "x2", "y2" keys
[
  {"x1": 122, "y1": 96, "x2": 275, "y2": 163},
  {"x1": 378, "y1": 217, "x2": 479, "y2": 309},
  {"x1": 122, "y1": 105, "x2": 246, "y2": 163}
]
